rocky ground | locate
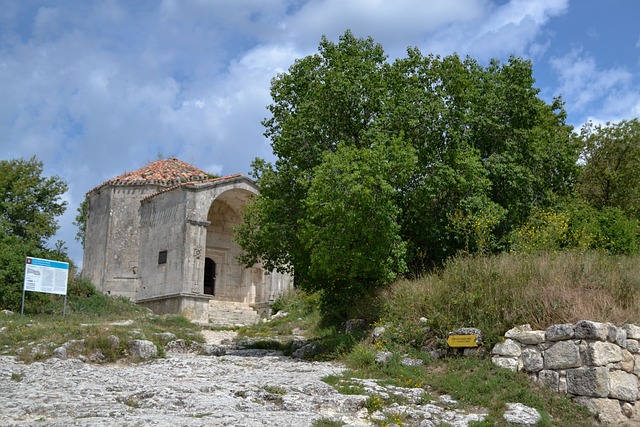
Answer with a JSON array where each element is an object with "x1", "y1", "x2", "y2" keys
[{"x1": 0, "y1": 330, "x2": 490, "y2": 427}]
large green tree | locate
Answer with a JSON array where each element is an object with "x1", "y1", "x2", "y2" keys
[
  {"x1": 0, "y1": 156, "x2": 69, "y2": 310},
  {"x1": 577, "y1": 119, "x2": 640, "y2": 218},
  {"x1": 0, "y1": 156, "x2": 68, "y2": 245},
  {"x1": 235, "y1": 31, "x2": 579, "y2": 318}
]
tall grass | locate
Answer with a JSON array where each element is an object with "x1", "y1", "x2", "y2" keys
[{"x1": 382, "y1": 251, "x2": 640, "y2": 346}]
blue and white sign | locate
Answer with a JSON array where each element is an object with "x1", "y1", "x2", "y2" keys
[{"x1": 24, "y1": 257, "x2": 69, "y2": 296}]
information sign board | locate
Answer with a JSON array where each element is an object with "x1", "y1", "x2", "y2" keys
[
  {"x1": 447, "y1": 334, "x2": 479, "y2": 348},
  {"x1": 23, "y1": 257, "x2": 69, "y2": 296}
]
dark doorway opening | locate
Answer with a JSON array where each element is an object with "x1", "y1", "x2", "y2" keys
[{"x1": 204, "y1": 257, "x2": 216, "y2": 295}]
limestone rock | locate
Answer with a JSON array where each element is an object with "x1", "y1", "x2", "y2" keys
[
  {"x1": 291, "y1": 341, "x2": 323, "y2": 359},
  {"x1": 492, "y1": 339, "x2": 522, "y2": 357},
  {"x1": 492, "y1": 356, "x2": 519, "y2": 371},
  {"x1": 128, "y1": 339, "x2": 158, "y2": 360},
  {"x1": 612, "y1": 349, "x2": 635, "y2": 373},
  {"x1": 574, "y1": 397, "x2": 626, "y2": 424},
  {"x1": 566, "y1": 367, "x2": 609, "y2": 397},
  {"x1": 107, "y1": 335, "x2": 120, "y2": 348},
  {"x1": 153, "y1": 332, "x2": 177, "y2": 342},
  {"x1": 545, "y1": 323, "x2": 575, "y2": 341},
  {"x1": 521, "y1": 348, "x2": 543, "y2": 373},
  {"x1": 574, "y1": 320, "x2": 609, "y2": 341},
  {"x1": 372, "y1": 326, "x2": 386, "y2": 342},
  {"x1": 608, "y1": 371, "x2": 638, "y2": 402},
  {"x1": 538, "y1": 370, "x2": 559, "y2": 391},
  {"x1": 626, "y1": 339, "x2": 640, "y2": 353},
  {"x1": 1, "y1": 309, "x2": 14, "y2": 316},
  {"x1": 201, "y1": 344, "x2": 226, "y2": 356},
  {"x1": 506, "y1": 325, "x2": 545, "y2": 345},
  {"x1": 375, "y1": 351, "x2": 393, "y2": 365},
  {"x1": 586, "y1": 341, "x2": 623, "y2": 366},
  {"x1": 544, "y1": 341, "x2": 581, "y2": 370},
  {"x1": 623, "y1": 324, "x2": 640, "y2": 340},
  {"x1": 165, "y1": 339, "x2": 191, "y2": 353},
  {"x1": 270, "y1": 311, "x2": 289, "y2": 320},
  {"x1": 52, "y1": 346, "x2": 67, "y2": 359},
  {"x1": 400, "y1": 357, "x2": 424, "y2": 367},
  {"x1": 503, "y1": 402, "x2": 541, "y2": 425},
  {"x1": 614, "y1": 327, "x2": 627, "y2": 347},
  {"x1": 621, "y1": 402, "x2": 636, "y2": 419}
]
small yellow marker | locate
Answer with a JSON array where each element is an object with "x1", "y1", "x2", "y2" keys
[{"x1": 447, "y1": 334, "x2": 479, "y2": 348}]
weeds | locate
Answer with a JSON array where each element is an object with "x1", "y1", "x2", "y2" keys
[
  {"x1": 311, "y1": 419, "x2": 345, "y2": 427},
  {"x1": 262, "y1": 385, "x2": 287, "y2": 395}
]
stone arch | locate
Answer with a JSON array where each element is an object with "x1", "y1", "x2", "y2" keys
[{"x1": 204, "y1": 188, "x2": 257, "y2": 302}]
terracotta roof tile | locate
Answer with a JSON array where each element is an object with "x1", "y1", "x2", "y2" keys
[
  {"x1": 89, "y1": 158, "x2": 212, "y2": 193},
  {"x1": 111, "y1": 158, "x2": 209, "y2": 183}
]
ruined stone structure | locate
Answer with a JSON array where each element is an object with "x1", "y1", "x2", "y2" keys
[
  {"x1": 82, "y1": 158, "x2": 291, "y2": 324},
  {"x1": 492, "y1": 321, "x2": 640, "y2": 424}
]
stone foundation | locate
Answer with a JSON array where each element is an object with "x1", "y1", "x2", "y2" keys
[
  {"x1": 137, "y1": 293, "x2": 212, "y2": 323},
  {"x1": 493, "y1": 321, "x2": 640, "y2": 424}
]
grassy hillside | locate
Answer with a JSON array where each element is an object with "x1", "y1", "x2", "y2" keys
[
  {"x1": 241, "y1": 250, "x2": 640, "y2": 426},
  {"x1": 382, "y1": 251, "x2": 640, "y2": 347}
]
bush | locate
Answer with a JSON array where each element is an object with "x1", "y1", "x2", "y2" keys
[{"x1": 510, "y1": 201, "x2": 639, "y2": 255}]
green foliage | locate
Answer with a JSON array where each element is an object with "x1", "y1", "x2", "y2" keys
[
  {"x1": 73, "y1": 197, "x2": 88, "y2": 247},
  {"x1": 311, "y1": 419, "x2": 345, "y2": 427},
  {"x1": 236, "y1": 31, "x2": 580, "y2": 320},
  {"x1": 509, "y1": 200, "x2": 639, "y2": 255},
  {"x1": 299, "y1": 137, "x2": 415, "y2": 316},
  {"x1": 577, "y1": 119, "x2": 640, "y2": 218},
  {"x1": 0, "y1": 156, "x2": 68, "y2": 244}
]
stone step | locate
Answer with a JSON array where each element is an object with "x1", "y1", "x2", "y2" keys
[{"x1": 208, "y1": 300, "x2": 259, "y2": 327}]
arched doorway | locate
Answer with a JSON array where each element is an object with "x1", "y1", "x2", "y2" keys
[{"x1": 204, "y1": 257, "x2": 216, "y2": 295}]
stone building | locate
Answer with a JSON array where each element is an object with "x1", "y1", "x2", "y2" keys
[{"x1": 82, "y1": 158, "x2": 291, "y2": 324}]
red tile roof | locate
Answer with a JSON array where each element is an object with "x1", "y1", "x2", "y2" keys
[
  {"x1": 88, "y1": 158, "x2": 215, "y2": 193},
  {"x1": 112, "y1": 158, "x2": 209, "y2": 183}
]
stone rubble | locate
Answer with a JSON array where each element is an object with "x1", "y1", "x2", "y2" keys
[{"x1": 0, "y1": 333, "x2": 489, "y2": 427}]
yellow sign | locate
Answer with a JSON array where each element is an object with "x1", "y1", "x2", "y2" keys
[{"x1": 447, "y1": 334, "x2": 479, "y2": 348}]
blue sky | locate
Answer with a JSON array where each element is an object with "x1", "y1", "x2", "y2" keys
[{"x1": 1, "y1": 0, "x2": 639, "y2": 266}]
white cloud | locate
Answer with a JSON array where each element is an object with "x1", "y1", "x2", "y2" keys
[
  {"x1": 550, "y1": 48, "x2": 636, "y2": 122},
  {"x1": 282, "y1": 0, "x2": 485, "y2": 55},
  {"x1": 422, "y1": 0, "x2": 568, "y2": 60}
]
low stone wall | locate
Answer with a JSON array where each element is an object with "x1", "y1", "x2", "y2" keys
[{"x1": 492, "y1": 321, "x2": 640, "y2": 424}]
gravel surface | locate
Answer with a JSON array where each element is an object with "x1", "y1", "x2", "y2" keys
[{"x1": 0, "y1": 331, "x2": 487, "y2": 426}]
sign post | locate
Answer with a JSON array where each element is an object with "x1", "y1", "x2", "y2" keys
[{"x1": 22, "y1": 257, "x2": 69, "y2": 316}]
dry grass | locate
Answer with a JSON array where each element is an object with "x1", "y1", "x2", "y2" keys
[{"x1": 382, "y1": 251, "x2": 640, "y2": 346}]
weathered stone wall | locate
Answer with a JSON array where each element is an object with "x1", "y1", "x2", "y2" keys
[
  {"x1": 138, "y1": 189, "x2": 189, "y2": 300},
  {"x1": 83, "y1": 185, "x2": 159, "y2": 299},
  {"x1": 492, "y1": 321, "x2": 640, "y2": 424}
]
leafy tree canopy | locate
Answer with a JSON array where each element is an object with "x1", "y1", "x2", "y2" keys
[
  {"x1": 235, "y1": 31, "x2": 580, "y2": 319},
  {"x1": 0, "y1": 156, "x2": 68, "y2": 245},
  {"x1": 577, "y1": 118, "x2": 640, "y2": 218}
]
